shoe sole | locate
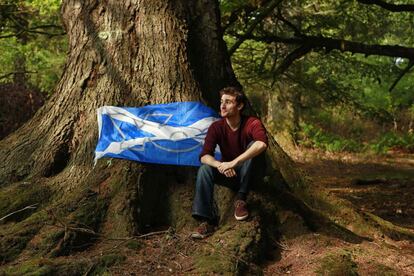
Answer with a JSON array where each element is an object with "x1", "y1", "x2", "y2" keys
[{"x1": 235, "y1": 214, "x2": 248, "y2": 221}]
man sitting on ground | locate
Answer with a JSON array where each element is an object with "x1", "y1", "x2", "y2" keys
[{"x1": 191, "y1": 86, "x2": 268, "y2": 239}]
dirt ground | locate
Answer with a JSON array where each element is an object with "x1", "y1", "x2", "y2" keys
[
  {"x1": 263, "y1": 149, "x2": 414, "y2": 275},
  {"x1": 2, "y1": 150, "x2": 413, "y2": 275},
  {"x1": 105, "y1": 150, "x2": 414, "y2": 275}
]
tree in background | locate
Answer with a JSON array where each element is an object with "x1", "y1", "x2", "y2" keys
[
  {"x1": 0, "y1": 0, "x2": 67, "y2": 139},
  {"x1": 223, "y1": 0, "x2": 414, "y2": 151},
  {"x1": 0, "y1": 0, "x2": 66, "y2": 92}
]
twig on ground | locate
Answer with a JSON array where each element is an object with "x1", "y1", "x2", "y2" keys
[
  {"x1": 173, "y1": 260, "x2": 182, "y2": 271},
  {"x1": 0, "y1": 203, "x2": 38, "y2": 221},
  {"x1": 49, "y1": 223, "x2": 169, "y2": 241}
]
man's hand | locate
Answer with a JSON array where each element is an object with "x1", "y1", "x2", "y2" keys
[
  {"x1": 217, "y1": 161, "x2": 238, "y2": 177},
  {"x1": 223, "y1": 168, "x2": 236, "y2": 178},
  {"x1": 217, "y1": 161, "x2": 237, "y2": 174}
]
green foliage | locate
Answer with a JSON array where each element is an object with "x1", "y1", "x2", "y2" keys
[
  {"x1": 223, "y1": 0, "x2": 414, "y2": 150},
  {"x1": 0, "y1": 0, "x2": 67, "y2": 94},
  {"x1": 369, "y1": 132, "x2": 414, "y2": 154},
  {"x1": 299, "y1": 123, "x2": 363, "y2": 152},
  {"x1": 299, "y1": 121, "x2": 414, "y2": 154}
]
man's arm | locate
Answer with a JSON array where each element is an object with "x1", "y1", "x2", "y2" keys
[
  {"x1": 201, "y1": 154, "x2": 236, "y2": 177},
  {"x1": 200, "y1": 154, "x2": 221, "y2": 168},
  {"x1": 217, "y1": 141, "x2": 267, "y2": 173}
]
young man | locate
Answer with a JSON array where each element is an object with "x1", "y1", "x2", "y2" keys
[{"x1": 191, "y1": 87, "x2": 268, "y2": 239}]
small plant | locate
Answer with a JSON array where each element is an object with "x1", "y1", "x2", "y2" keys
[
  {"x1": 299, "y1": 123, "x2": 363, "y2": 152},
  {"x1": 368, "y1": 132, "x2": 414, "y2": 153}
]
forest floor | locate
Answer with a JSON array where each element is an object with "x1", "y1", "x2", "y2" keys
[
  {"x1": 109, "y1": 150, "x2": 414, "y2": 275},
  {"x1": 2, "y1": 149, "x2": 413, "y2": 275},
  {"x1": 263, "y1": 149, "x2": 414, "y2": 275}
]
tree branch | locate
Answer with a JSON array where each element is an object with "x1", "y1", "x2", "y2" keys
[
  {"x1": 0, "y1": 71, "x2": 37, "y2": 81},
  {"x1": 239, "y1": 33, "x2": 414, "y2": 59},
  {"x1": 389, "y1": 59, "x2": 414, "y2": 91},
  {"x1": 228, "y1": 0, "x2": 284, "y2": 56},
  {"x1": 0, "y1": 204, "x2": 38, "y2": 221},
  {"x1": 271, "y1": 45, "x2": 312, "y2": 86},
  {"x1": 357, "y1": 0, "x2": 414, "y2": 12}
]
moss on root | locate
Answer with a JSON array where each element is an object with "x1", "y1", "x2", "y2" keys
[
  {"x1": 0, "y1": 182, "x2": 50, "y2": 223},
  {"x1": 194, "y1": 218, "x2": 263, "y2": 275},
  {"x1": 0, "y1": 253, "x2": 125, "y2": 276},
  {"x1": 49, "y1": 192, "x2": 109, "y2": 256},
  {"x1": 0, "y1": 211, "x2": 47, "y2": 263},
  {"x1": 315, "y1": 250, "x2": 358, "y2": 276},
  {"x1": 370, "y1": 263, "x2": 398, "y2": 276}
]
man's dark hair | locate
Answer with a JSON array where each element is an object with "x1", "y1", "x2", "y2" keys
[{"x1": 219, "y1": 87, "x2": 247, "y2": 110}]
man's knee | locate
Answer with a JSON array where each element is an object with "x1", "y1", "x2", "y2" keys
[{"x1": 196, "y1": 164, "x2": 214, "y2": 182}]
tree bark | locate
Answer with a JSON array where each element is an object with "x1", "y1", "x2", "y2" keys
[
  {"x1": 0, "y1": 0, "x2": 239, "y2": 263},
  {"x1": 0, "y1": 0, "x2": 237, "y2": 184}
]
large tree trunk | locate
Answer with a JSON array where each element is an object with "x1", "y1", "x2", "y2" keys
[{"x1": 0, "y1": 0, "x2": 238, "y2": 266}]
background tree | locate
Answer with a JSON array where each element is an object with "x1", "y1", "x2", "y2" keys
[{"x1": 223, "y1": 0, "x2": 414, "y2": 152}]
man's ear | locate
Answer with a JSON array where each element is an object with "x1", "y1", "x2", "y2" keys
[{"x1": 237, "y1": 103, "x2": 244, "y2": 111}]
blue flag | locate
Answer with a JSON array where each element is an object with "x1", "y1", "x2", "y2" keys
[{"x1": 95, "y1": 102, "x2": 221, "y2": 166}]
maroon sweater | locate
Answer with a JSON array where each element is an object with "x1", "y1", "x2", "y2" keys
[{"x1": 200, "y1": 116, "x2": 268, "y2": 162}]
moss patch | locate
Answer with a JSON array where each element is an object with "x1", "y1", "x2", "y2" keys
[
  {"x1": 0, "y1": 211, "x2": 47, "y2": 263},
  {"x1": 194, "y1": 219, "x2": 263, "y2": 275},
  {"x1": 370, "y1": 263, "x2": 398, "y2": 276},
  {"x1": 0, "y1": 182, "x2": 50, "y2": 223},
  {"x1": 315, "y1": 250, "x2": 358, "y2": 276},
  {"x1": 49, "y1": 192, "x2": 109, "y2": 256},
  {"x1": 0, "y1": 253, "x2": 125, "y2": 276}
]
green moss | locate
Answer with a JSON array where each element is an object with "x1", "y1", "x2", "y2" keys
[
  {"x1": 364, "y1": 212, "x2": 414, "y2": 241},
  {"x1": 194, "y1": 252, "x2": 235, "y2": 275},
  {"x1": 315, "y1": 250, "x2": 358, "y2": 276},
  {"x1": 371, "y1": 263, "x2": 397, "y2": 276},
  {"x1": 126, "y1": 240, "x2": 142, "y2": 250},
  {"x1": 193, "y1": 219, "x2": 263, "y2": 275},
  {"x1": 1, "y1": 254, "x2": 125, "y2": 276},
  {"x1": 47, "y1": 193, "x2": 109, "y2": 256},
  {"x1": 0, "y1": 182, "x2": 50, "y2": 223},
  {"x1": 87, "y1": 253, "x2": 126, "y2": 275},
  {"x1": 1, "y1": 259, "x2": 56, "y2": 276},
  {"x1": 0, "y1": 211, "x2": 47, "y2": 263}
]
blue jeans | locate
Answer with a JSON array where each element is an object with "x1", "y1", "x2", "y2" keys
[{"x1": 192, "y1": 154, "x2": 265, "y2": 221}]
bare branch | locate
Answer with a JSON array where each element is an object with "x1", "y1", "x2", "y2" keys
[
  {"x1": 0, "y1": 204, "x2": 38, "y2": 221},
  {"x1": 49, "y1": 222, "x2": 169, "y2": 241},
  {"x1": 228, "y1": 0, "x2": 284, "y2": 56},
  {"x1": 0, "y1": 31, "x2": 23, "y2": 39},
  {"x1": 389, "y1": 59, "x2": 414, "y2": 91},
  {"x1": 239, "y1": 33, "x2": 414, "y2": 60},
  {"x1": 357, "y1": 0, "x2": 414, "y2": 12},
  {"x1": 276, "y1": 9, "x2": 301, "y2": 35},
  {"x1": 271, "y1": 45, "x2": 312, "y2": 86},
  {"x1": 0, "y1": 71, "x2": 37, "y2": 81}
]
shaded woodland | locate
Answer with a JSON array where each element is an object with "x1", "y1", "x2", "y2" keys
[{"x1": 0, "y1": 0, "x2": 413, "y2": 275}]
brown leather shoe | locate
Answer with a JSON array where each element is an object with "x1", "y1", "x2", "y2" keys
[
  {"x1": 190, "y1": 222, "x2": 215, "y2": 239},
  {"x1": 234, "y1": 200, "x2": 249, "y2": 221}
]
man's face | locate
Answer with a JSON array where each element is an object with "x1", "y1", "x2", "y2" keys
[{"x1": 220, "y1": 94, "x2": 243, "y2": 118}]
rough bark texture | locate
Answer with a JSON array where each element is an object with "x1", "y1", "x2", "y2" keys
[
  {"x1": 0, "y1": 0, "x2": 239, "y2": 266},
  {"x1": 0, "y1": 0, "x2": 236, "y2": 185}
]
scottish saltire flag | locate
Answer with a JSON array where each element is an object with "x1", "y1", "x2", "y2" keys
[{"x1": 94, "y1": 102, "x2": 221, "y2": 166}]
